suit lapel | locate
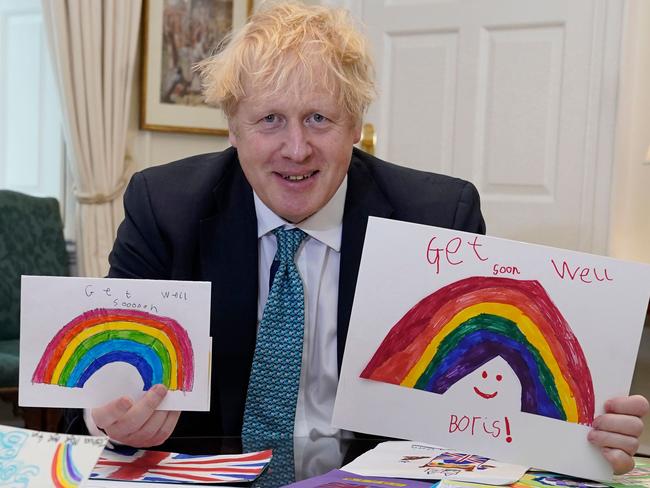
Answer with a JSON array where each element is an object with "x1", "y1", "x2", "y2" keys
[
  {"x1": 199, "y1": 159, "x2": 258, "y2": 435},
  {"x1": 338, "y1": 152, "x2": 394, "y2": 367}
]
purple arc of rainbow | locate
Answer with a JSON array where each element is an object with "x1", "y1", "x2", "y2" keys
[{"x1": 51, "y1": 442, "x2": 82, "y2": 487}]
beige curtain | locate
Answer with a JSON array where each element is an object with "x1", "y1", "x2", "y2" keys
[{"x1": 42, "y1": 0, "x2": 142, "y2": 276}]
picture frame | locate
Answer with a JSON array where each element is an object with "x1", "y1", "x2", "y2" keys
[{"x1": 140, "y1": 0, "x2": 253, "y2": 135}]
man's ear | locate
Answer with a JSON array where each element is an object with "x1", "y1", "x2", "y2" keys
[
  {"x1": 228, "y1": 119, "x2": 238, "y2": 147},
  {"x1": 352, "y1": 122, "x2": 362, "y2": 145}
]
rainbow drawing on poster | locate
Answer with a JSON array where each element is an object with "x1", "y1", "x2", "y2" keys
[
  {"x1": 360, "y1": 276, "x2": 595, "y2": 424},
  {"x1": 51, "y1": 442, "x2": 82, "y2": 487},
  {"x1": 32, "y1": 308, "x2": 194, "y2": 391}
]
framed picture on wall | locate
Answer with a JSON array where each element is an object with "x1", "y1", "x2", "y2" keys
[{"x1": 141, "y1": 0, "x2": 253, "y2": 135}]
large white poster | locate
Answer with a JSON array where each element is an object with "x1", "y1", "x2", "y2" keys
[{"x1": 333, "y1": 218, "x2": 650, "y2": 481}]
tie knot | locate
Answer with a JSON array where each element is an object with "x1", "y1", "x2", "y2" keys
[{"x1": 273, "y1": 228, "x2": 306, "y2": 264}]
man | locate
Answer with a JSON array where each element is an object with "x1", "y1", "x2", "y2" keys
[{"x1": 68, "y1": 1, "x2": 646, "y2": 475}]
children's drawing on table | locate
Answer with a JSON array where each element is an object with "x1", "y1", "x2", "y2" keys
[
  {"x1": 0, "y1": 424, "x2": 106, "y2": 487},
  {"x1": 90, "y1": 446, "x2": 272, "y2": 484},
  {"x1": 340, "y1": 441, "x2": 528, "y2": 484}
]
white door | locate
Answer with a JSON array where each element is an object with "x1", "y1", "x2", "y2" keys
[{"x1": 338, "y1": 0, "x2": 623, "y2": 253}]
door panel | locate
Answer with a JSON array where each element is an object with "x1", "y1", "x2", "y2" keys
[{"x1": 356, "y1": 0, "x2": 621, "y2": 252}]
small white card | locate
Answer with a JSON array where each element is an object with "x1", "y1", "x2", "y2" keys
[
  {"x1": 0, "y1": 423, "x2": 107, "y2": 487},
  {"x1": 342, "y1": 441, "x2": 528, "y2": 485},
  {"x1": 19, "y1": 276, "x2": 212, "y2": 411},
  {"x1": 333, "y1": 217, "x2": 650, "y2": 481}
]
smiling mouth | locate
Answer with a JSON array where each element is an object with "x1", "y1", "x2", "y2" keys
[
  {"x1": 473, "y1": 386, "x2": 497, "y2": 399},
  {"x1": 279, "y1": 170, "x2": 318, "y2": 181}
]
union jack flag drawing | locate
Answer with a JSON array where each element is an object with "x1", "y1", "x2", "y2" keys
[
  {"x1": 90, "y1": 447, "x2": 272, "y2": 484},
  {"x1": 423, "y1": 451, "x2": 490, "y2": 471}
]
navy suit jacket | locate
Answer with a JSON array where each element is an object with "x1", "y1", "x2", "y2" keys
[{"x1": 63, "y1": 147, "x2": 485, "y2": 444}]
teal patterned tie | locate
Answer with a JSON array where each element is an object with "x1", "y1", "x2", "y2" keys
[{"x1": 242, "y1": 227, "x2": 307, "y2": 439}]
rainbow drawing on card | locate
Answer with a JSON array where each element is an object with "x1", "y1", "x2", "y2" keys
[
  {"x1": 360, "y1": 276, "x2": 595, "y2": 424},
  {"x1": 51, "y1": 442, "x2": 83, "y2": 487},
  {"x1": 32, "y1": 308, "x2": 194, "y2": 391}
]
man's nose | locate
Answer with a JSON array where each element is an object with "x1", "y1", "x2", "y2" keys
[{"x1": 281, "y1": 122, "x2": 312, "y2": 162}]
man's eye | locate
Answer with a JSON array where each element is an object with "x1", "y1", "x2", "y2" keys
[
  {"x1": 312, "y1": 113, "x2": 326, "y2": 123},
  {"x1": 263, "y1": 114, "x2": 277, "y2": 123}
]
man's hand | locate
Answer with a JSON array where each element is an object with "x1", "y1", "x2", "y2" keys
[
  {"x1": 588, "y1": 395, "x2": 649, "y2": 474},
  {"x1": 91, "y1": 384, "x2": 181, "y2": 448}
]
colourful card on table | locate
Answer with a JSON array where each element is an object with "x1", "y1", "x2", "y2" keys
[
  {"x1": 342, "y1": 441, "x2": 527, "y2": 485},
  {"x1": 0, "y1": 423, "x2": 107, "y2": 487},
  {"x1": 412, "y1": 458, "x2": 650, "y2": 488},
  {"x1": 19, "y1": 276, "x2": 212, "y2": 410},
  {"x1": 286, "y1": 468, "x2": 437, "y2": 487},
  {"x1": 333, "y1": 217, "x2": 650, "y2": 481},
  {"x1": 90, "y1": 446, "x2": 272, "y2": 484}
]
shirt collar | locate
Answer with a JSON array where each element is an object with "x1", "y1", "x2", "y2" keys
[{"x1": 253, "y1": 176, "x2": 347, "y2": 252}]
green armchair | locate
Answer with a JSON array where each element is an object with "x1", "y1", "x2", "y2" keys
[{"x1": 0, "y1": 190, "x2": 68, "y2": 427}]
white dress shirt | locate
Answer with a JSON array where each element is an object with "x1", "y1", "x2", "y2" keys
[{"x1": 254, "y1": 176, "x2": 348, "y2": 438}]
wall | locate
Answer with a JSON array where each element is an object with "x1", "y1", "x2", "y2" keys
[
  {"x1": 609, "y1": 0, "x2": 650, "y2": 264},
  {"x1": 126, "y1": 45, "x2": 230, "y2": 171}
]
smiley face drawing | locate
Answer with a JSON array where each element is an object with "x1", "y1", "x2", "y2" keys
[
  {"x1": 473, "y1": 369, "x2": 503, "y2": 399},
  {"x1": 442, "y1": 356, "x2": 521, "y2": 407}
]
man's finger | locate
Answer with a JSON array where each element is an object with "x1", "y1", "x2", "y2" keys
[
  {"x1": 605, "y1": 395, "x2": 650, "y2": 417},
  {"x1": 588, "y1": 429, "x2": 640, "y2": 456},
  {"x1": 92, "y1": 396, "x2": 134, "y2": 430},
  {"x1": 121, "y1": 411, "x2": 181, "y2": 448},
  {"x1": 108, "y1": 384, "x2": 168, "y2": 439},
  {"x1": 601, "y1": 447, "x2": 635, "y2": 475},
  {"x1": 121, "y1": 410, "x2": 170, "y2": 447},
  {"x1": 149, "y1": 411, "x2": 181, "y2": 447},
  {"x1": 592, "y1": 413, "x2": 644, "y2": 438}
]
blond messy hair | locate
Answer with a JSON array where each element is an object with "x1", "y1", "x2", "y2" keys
[{"x1": 197, "y1": 0, "x2": 375, "y2": 123}]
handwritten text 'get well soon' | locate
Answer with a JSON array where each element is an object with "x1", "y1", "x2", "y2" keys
[{"x1": 425, "y1": 235, "x2": 613, "y2": 283}]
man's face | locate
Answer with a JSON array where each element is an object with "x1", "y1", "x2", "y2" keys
[{"x1": 228, "y1": 82, "x2": 361, "y2": 223}]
